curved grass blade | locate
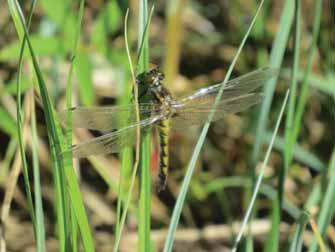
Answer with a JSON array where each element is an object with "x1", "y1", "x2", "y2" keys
[
  {"x1": 289, "y1": 210, "x2": 310, "y2": 252},
  {"x1": 291, "y1": 0, "x2": 322, "y2": 154},
  {"x1": 232, "y1": 90, "x2": 289, "y2": 252},
  {"x1": 263, "y1": 133, "x2": 325, "y2": 172},
  {"x1": 31, "y1": 89, "x2": 46, "y2": 251},
  {"x1": 113, "y1": 5, "x2": 155, "y2": 252},
  {"x1": 309, "y1": 218, "x2": 328, "y2": 252},
  {"x1": 12, "y1": 1, "x2": 95, "y2": 251},
  {"x1": 114, "y1": 8, "x2": 135, "y2": 245},
  {"x1": 284, "y1": 0, "x2": 301, "y2": 173},
  {"x1": 163, "y1": 1, "x2": 266, "y2": 251},
  {"x1": 114, "y1": 8, "x2": 136, "y2": 251},
  {"x1": 8, "y1": 0, "x2": 37, "y2": 237},
  {"x1": 308, "y1": 148, "x2": 335, "y2": 252},
  {"x1": 252, "y1": 0, "x2": 294, "y2": 163},
  {"x1": 248, "y1": 1, "x2": 294, "y2": 251},
  {"x1": 264, "y1": 0, "x2": 322, "y2": 251},
  {"x1": 205, "y1": 177, "x2": 301, "y2": 220},
  {"x1": 64, "y1": 0, "x2": 85, "y2": 250}
]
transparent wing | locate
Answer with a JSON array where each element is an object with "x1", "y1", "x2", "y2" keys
[
  {"x1": 58, "y1": 103, "x2": 160, "y2": 132},
  {"x1": 179, "y1": 67, "x2": 277, "y2": 107},
  {"x1": 63, "y1": 115, "x2": 162, "y2": 158},
  {"x1": 171, "y1": 93, "x2": 263, "y2": 130},
  {"x1": 169, "y1": 67, "x2": 277, "y2": 130}
]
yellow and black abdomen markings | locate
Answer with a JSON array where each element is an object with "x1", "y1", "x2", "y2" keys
[{"x1": 157, "y1": 119, "x2": 170, "y2": 191}]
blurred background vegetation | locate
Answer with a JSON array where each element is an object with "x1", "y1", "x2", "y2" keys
[{"x1": 0, "y1": 0, "x2": 334, "y2": 251}]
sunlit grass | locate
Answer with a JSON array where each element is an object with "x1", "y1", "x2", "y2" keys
[
  {"x1": 1, "y1": 0, "x2": 333, "y2": 251},
  {"x1": 10, "y1": 0, "x2": 95, "y2": 251}
]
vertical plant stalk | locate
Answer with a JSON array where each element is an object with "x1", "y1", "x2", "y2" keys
[
  {"x1": 30, "y1": 88, "x2": 47, "y2": 252},
  {"x1": 276, "y1": 4, "x2": 301, "y2": 249},
  {"x1": 309, "y1": 218, "x2": 328, "y2": 252},
  {"x1": 113, "y1": 5, "x2": 155, "y2": 252},
  {"x1": 252, "y1": 0, "x2": 294, "y2": 164},
  {"x1": 279, "y1": 6, "x2": 301, "y2": 249},
  {"x1": 137, "y1": 1, "x2": 151, "y2": 251},
  {"x1": 291, "y1": 0, "x2": 322, "y2": 150},
  {"x1": 308, "y1": 149, "x2": 335, "y2": 252},
  {"x1": 289, "y1": 210, "x2": 310, "y2": 252},
  {"x1": 247, "y1": 1, "x2": 293, "y2": 251},
  {"x1": 283, "y1": 0, "x2": 301, "y2": 181},
  {"x1": 64, "y1": 1, "x2": 85, "y2": 250},
  {"x1": 113, "y1": 8, "x2": 140, "y2": 249},
  {"x1": 115, "y1": 9, "x2": 133, "y2": 241},
  {"x1": 267, "y1": 0, "x2": 322, "y2": 251},
  {"x1": 8, "y1": 0, "x2": 37, "y2": 237}
]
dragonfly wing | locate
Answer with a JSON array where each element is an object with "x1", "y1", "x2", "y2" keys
[
  {"x1": 58, "y1": 103, "x2": 159, "y2": 132},
  {"x1": 170, "y1": 93, "x2": 263, "y2": 130},
  {"x1": 63, "y1": 115, "x2": 162, "y2": 158},
  {"x1": 180, "y1": 67, "x2": 277, "y2": 107}
]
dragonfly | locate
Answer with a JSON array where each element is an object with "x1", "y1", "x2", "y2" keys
[{"x1": 59, "y1": 67, "x2": 277, "y2": 191}]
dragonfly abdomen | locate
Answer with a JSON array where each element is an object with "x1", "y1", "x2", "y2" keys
[{"x1": 157, "y1": 119, "x2": 169, "y2": 191}]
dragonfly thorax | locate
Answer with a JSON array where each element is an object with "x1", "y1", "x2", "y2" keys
[{"x1": 136, "y1": 67, "x2": 174, "y2": 103}]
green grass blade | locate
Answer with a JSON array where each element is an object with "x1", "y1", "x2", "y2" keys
[
  {"x1": 11, "y1": 1, "x2": 68, "y2": 248},
  {"x1": 63, "y1": 1, "x2": 96, "y2": 251},
  {"x1": 304, "y1": 183, "x2": 321, "y2": 211},
  {"x1": 0, "y1": 107, "x2": 17, "y2": 137},
  {"x1": 64, "y1": 166, "x2": 95, "y2": 252},
  {"x1": 263, "y1": 133, "x2": 325, "y2": 172},
  {"x1": 293, "y1": 213, "x2": 313, "y2": 252},
  {"x1": 137, "y1": 1, "x2": 150, "y2": 71},
  {"x1": 9, "y1": 0, "x2": 37, "y2": 234},
  {"x1": 277, "y1": 6, "x2": 301, "y2": 250},
  {"x1": 309, "y1": 219, "x2": 328, "y2": 252},
  {"x1": 266, "y1": 0, "x2": 322, "y2": 250},
  {"x1": 137, "y1": 2, "x2": 151, "y2": 252},
  {"x1": 64, "y1": 0, "x2": 85, "y2": 148},
  {"x1": 264, "y1": 200, "x2": 281, "y2": 252},
  {"x1": 309, "y1": 148, "x2": 335, "y2": 252},
  {"x1": 205, "y1": 177, "x2": 301, "y2": 220},
  {"x1": 11, "y1": 1, "x2": 95, "y2": 251},
  {"x1": 284, "y1": 0, "x2": 301, "y2": 172},
  {"x1": 64, "y1": 0, "x2": 85, "y2": 250},
  {"x1": 31, "y1": 91, "x2": 46, "y2": 252},
  {"x1": 114, "y1": 8, "x2": 134, "y2": 249},
  {"x1": 280, "y1": 68, "x2": 335, "y2": 97},
  {"x1": 163, "y1": 1, "x2": 266, "y2": 251},
  {"x1": 115, "y1": 50, "x2": 134, "y2": 251},
  {"x1": 0, "y1": 36, "x2": 65, "y2": 61},
  {"x1": 232, "y1": 90, "x2": 289, "y2": 252},
  {"x1": 113, "y1": 7, "x2": 155, "y2": 251},
  {"x1": 291, "y1": 0, "x2": 322, "y2": 148},
  {"x1": 70, "y1": 207, "x2": 78, "y2": 252},
  {"x1": 248, "y1": 1, "x2": 294, "y2": 251},
  {"x1": 74, "y1": 50, "x2": 95, "y2": 106},
  {"x1": 252, "y1": 0, "x2": 294, "y2": 164}
]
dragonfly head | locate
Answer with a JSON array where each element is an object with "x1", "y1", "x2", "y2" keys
[{"x1": 136, "y1": 66, "x2": 165, "y2": 99}]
